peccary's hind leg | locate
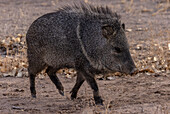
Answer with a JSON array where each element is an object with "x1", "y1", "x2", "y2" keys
[
  {"x1": 70, "y1": 71, "x2": 85, "y2": 99},
  {"x1": 83, "y1": 71, "x2": 103, "y2": 105},
  {"x1": 28, "y1": 55, "x2": 47, "y2": 98},
  {"x1": 29, "y1": 73, "x2": 36, "y2": 98},
  {"x1": 46, "y1": 66, "x2": 64, "y2": 96}
]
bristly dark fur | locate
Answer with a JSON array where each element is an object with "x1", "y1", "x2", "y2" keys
[
  {"x1": 26, "y1": 1, "x2": 136, "y2": 105},
  {"x1": 59, "y1": 2, "x2": 121, "y2": 20}
]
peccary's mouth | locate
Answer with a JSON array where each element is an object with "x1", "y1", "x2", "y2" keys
[
  {"x1": 103, "y1": 64, "x2": 122, "y2": 73},
  {"x1": 117, "y1": 64, "x2": 123, "y2": 72},
  {"x1": 103, "y1": 64, "x2": 112, "y2": 71}
]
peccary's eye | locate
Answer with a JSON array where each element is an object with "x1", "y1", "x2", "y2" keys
[{"x1": 114, "y1": 47, "x2": 121, "y2": 53}]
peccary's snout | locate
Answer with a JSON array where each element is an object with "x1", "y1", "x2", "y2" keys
[
  {"x1": 122, "y1": 63, "x2": 137, "y2": 75},
  {"x1": 130, "y1": 67, "x2": 138, "y2": 75},
  {"x1": 125, "y1": 60, "x2": 137, "y2": 75},
  {"x1": 121, "y1": 50, "x2": 137, "y2": 75}
]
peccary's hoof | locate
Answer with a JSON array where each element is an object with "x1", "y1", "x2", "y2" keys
[
  {"x1": 71, "y1": 94, "x2": 77, "y2": 100},
  {"x1": 31, "y1": 94, "x2": 36, "y2": 98},
  {"x1": 59, "y1": 90, "x2": 64, "y2": 96},
  {"x1": 94, "y1": 97, "x2": 103, "y2": 105},
  {"x1": 95, "y1": 100, "x2": 103, "y2": 105}
]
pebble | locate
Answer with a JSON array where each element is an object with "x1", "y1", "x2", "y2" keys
[
  {"x1": 16, "y1": 72, "x2": 22, "y2": 78},
  {"x1": 106, "y1": 76, "x2": 115, "y2": 80}
]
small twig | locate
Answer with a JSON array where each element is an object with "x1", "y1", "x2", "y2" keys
[{"x1": 12, "y1": 106, "x2": 24, "y2": 110}]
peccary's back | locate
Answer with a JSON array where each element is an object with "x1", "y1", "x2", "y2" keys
[{"x1": 26, "y1": 11, "x2": 81, "y2": 67}]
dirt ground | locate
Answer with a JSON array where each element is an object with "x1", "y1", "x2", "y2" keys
[{"x1": 0, "y1": 0, "x2": 170, "y2": 114}]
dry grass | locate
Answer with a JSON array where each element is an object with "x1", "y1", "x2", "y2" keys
[
  {"x1": 0, "y1": 29, "x2": 169, "y2": 78},
  {"x1": 0, "y1": 0, "x2": 169, "y2": 78},
  {"x1": 0, "y1": 34, "x2": 27, "y2": 77},
  {"x1": 0, "y1": 34, "x2": 77, "y2": 78},
  {"x1": 130, "y1": 28, "x2": 170, "y2": 75},
  {"x1": 0, "y1": 30, "x2": 169, "y2": 79},
  {"x1": 0, "y1": 1, "x2": 169, "y2": 114}
]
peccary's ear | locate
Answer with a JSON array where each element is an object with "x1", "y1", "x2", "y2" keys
[
  {"x1": 102, "y1": 25, "x2": 113, "y2": 39},
  {"x1": 122, "y1": 23, "x2": 125, "y2": 30}
]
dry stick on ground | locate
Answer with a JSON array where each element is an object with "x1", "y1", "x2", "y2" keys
[
  {"x1": 152, "y1": 0, "x2": 170, "y2": 16},
  {"x1": 104, "y1": 100, "x2": 111, "y2": 114}
]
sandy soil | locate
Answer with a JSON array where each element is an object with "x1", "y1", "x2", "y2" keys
[
  {"x1": 0, "y1": 0, "x2": 170, "y2": 113},
  {"x1": 0, "y1": 74, "x2": 170, "y2": 114}
]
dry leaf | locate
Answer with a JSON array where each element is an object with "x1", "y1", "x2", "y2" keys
[
  {"x1": 141, "y1": 8, "x2": 153, "y2": 13},
  {"x1": 126, "y1": 29, "x2": 132, "y2": 32},
  {"x1": 138, "y1": 69, "x2": 155, "y2": 73}
]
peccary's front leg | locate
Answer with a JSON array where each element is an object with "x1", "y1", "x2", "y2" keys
[
  {"x1": 30, "y1": 73, "x2": 36, "y2": 98},
  {"x1": 70, "y1": 71, "x2": 85, "y2": 99},
  {"x1": 83, "y1": 71, "x2": 103, "y2": 105},
  {"x1": 46, "y1": 66, "x2": 64, "y2": 96}
]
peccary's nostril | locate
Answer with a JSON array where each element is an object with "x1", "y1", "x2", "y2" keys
[{"x1": 130, "y1": 68, "x2": 138, "y2": 75}]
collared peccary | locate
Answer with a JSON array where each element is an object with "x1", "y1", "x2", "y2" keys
[{"x1": 26, "y1": 3, "x2": 137, "y2": 105}]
